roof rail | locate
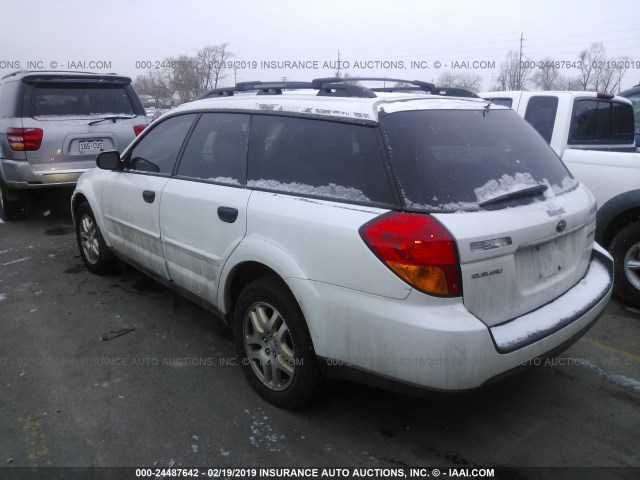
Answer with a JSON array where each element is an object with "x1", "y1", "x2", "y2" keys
[
  {"x1": 197, "y1": 77, "x2": 478, "y2": 100},
  {"x1": 1, "y1": 70, "x2": 113, "y2": 80},
  {"x1": 199, "y1": 81, "x2": 315, "y2": 99}
]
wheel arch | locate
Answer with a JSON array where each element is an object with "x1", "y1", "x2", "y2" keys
[
  {"x1": 71, "y1": 186, "x2": 112, "y2": 248},
  {"x1": 595, "y1": 189, "x2": 640, "y2": 248},
  {"x1": 218, "y1": 237, "x2": 309, "y2": 323}
]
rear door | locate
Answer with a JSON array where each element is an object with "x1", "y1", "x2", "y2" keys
[
  {"x1": 21, "y1": 77, "x2": 146, "y2": 177},
  {"x1": 380, "y1": 105, "x2": 596, "y2": 325},
  {"x1": 159, "y1": 113, "x2": 251, "y2": 306},
  {"x1": 101, "y1": 113, "x2": 197, "y2": 277}
]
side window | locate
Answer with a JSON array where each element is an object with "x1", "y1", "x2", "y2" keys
[
  {"x1": 524, "y1": 96, "x2": 558, "y2": 144},
  {"x1": 569, "y1": 99, "x2": 635, "y2": 144},
  {"x1": 176, "y1": 113, "x2": 249, "y2": 184},
  {"x1": 248, "y1": 115, "x2": 396, "y2": 205},
  {"x1": 127, "y1": 114, "x2": 196, "y2": 174}
]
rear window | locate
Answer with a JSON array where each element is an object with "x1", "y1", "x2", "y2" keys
[
  {"x1": 569, "y1": 99, "x2": 635, "y2": 145},
  {"x1": 380, "y1": 109, "x2": 574, "y2": 212},
  {"x1": 31, "y1": 84, "x2": 136, "y2": 117}
]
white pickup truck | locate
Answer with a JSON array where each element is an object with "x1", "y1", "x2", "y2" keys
[{"x1": 480, "y1": 90, "x2": 640, "y2": 307}]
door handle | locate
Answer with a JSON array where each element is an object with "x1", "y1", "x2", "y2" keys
[
  {"x1": 142, "y1": 190, "x2": 155, "y2": 203},
  {"x1": 217, "y1": 206, "x2": 239, "y2": 223}
]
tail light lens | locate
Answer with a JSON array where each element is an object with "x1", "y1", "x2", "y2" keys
[
  {"x1": 360, "y1": 212, "x2": 461, "y2": 296},
  {"x1": 133, "y1": 124, "x2": 147, "y2": 136},
  {"x1": 6, "y1": 128, "x2": 43, "y2": 151}
]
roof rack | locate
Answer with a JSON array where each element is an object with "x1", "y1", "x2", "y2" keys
[
  {"x1": 197, "y1": 77, "x2": 478, "y2": 100},
  {"x1": 1, "y1": 70, "x2": 116, "y2": 80}
]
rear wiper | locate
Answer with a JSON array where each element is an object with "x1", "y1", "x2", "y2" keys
[
  {"x1": 479, "y1": 184, "x2": 548, "y2": 207},
  {"x1": 88, "y1": 115, "x2": 136, "y2": 126}
]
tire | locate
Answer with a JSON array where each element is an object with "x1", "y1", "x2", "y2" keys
[
  {"x1": 609, "y1": 221, "x2": 640, "y2": 309},
  {"x1": 75, "y1": 202, "x2": 117, "y2": 275},
  {"x1": 232, "y1": 277, "x2": 325, "y2": 409},
  {"x1": 0, "y1": 178, "x2": 26, "y2": 220}
]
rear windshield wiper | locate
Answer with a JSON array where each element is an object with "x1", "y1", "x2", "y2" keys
[
  {"x1": 479, "y1": 184, "x2": 548, "y2": 207},
  {"x1": 88, "y1": 115, "x2": 136, "y2": 126}
]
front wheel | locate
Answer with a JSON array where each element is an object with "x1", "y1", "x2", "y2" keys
[
  {"x1": 232, "y1": 277, "x2": 325, "y2": 409},
  {"x1": 75, "y1": 202, "x2": 116, "y2": 274},
  {"x1": 609, "y1": 221, "x2": 640, "y2": 309}
]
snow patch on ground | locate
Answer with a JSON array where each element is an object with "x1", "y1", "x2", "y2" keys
[
  {"x1": 491, "y1": 258, "x2": 611, "y2": 350},
  {"x1": 0, "y1": 293, "x2": 7, "y2": 303},
  {"x1": 573, "y1": 357, "x2": 640, "y2": 395},
  {"x1": 245, "y1": 408, "x2": 285, "y2": 451}
]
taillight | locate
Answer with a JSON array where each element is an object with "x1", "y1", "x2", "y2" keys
[
  {"x1": 133, "y1": 124, "x2": 147, "y2": 136},
  {"x1": 6, "y1": 128, "x2": 43, "y2": 151},
  {"x1": 596, "y1": 92, "x2": 614, "y2": 99},
  {"x1": 360, "y1": 212, "x2": 461, "y2": 296}
]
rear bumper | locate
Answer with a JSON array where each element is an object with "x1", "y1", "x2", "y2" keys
[
  {"x1": 290, "y1": 244, "x2": 613, "y2": 392},
  {"x1": 489, "y1": 246, "x2": 613, "y2": 353},
  {"x1": 1, "y1": 159, "x2": 91, "y2": 188}
]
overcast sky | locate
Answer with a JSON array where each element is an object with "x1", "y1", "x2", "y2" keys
[{"x1": 2, "y1": 0, "x2": 639, "y2": 92}]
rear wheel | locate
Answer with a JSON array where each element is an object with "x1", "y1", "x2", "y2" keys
[
  {"x1": 609, "y1": 221, "x2": 640, "y2": 309},
  {"x1": 233, "y1": 277, "x2": 325, "y2": 409},
  {"x1": 0, "y1": 178, "x2": 26, "y2": 220},
  {"x1": 75, "y1": 202, "x2": 116, "y2": 274}
]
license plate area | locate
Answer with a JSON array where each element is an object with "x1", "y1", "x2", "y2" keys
[
  {"x1": 531, "y1": 237, "x2": 567, "y2": 281},
  {"x1": 515, "y1": 233, "x2": 578, "y2": 291},
  {"x1": 78, "y1": 139, "x2": 104, "y2": 153}
]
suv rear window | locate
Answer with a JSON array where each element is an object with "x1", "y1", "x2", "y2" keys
[
  {"x1": 568, "y1": 99, "x2": 635, "y2": 144},
  {"x1": 380, "y1": 109, "x2": 574, "y2": 211},
  {"x1": 31, "y1": 84, "x2": 136, "y2": 117},
  {"x1": 247, "y1": 115, "x2": 396, "y2": 205}
]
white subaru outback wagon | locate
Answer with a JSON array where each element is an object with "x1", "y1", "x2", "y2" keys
[{"x1": 71, "y1": 78, "x2": 613, "y2": 409}]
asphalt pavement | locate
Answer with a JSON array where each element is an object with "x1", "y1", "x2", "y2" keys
[{"x1": 0, "y1": 189, "x2": 638, "y2": 479}]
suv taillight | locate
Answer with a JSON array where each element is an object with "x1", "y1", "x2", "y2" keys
[
  {"x1": 360, "y1": 212, "x2": 461, "y2": 296},
  {"x1": 7, "y1": 128, "x2": 43, "y2": 151},
  {"x1": 133, "y1": 124, "x2": 146, "y2": 136}
]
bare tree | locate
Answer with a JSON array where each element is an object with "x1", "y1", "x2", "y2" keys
[
  {"x1": 165, "y1": 55, "x2": 201, "y2": 103},
  {"x1": 196, "y1": 43, "x2": 234, "y2": 91},
  {"x1": 577, "y1": 42, "x2": 606, "y2": 91},
  {"x1": 555, "y1": 75, "x2": 581, "y2": 91},
  {"x1": 495, "y1": 50, "x2": 533, "y2": 90},
  {"x1": 594, "y1": 56, "x2": 630, "y2": 93},
  {"x1": 437, "y1": 71, "x2": 482, "y2": 91},
  {"x1": 532, "y1": 58, "x2": 561, "y2": 90},
  {"x1": 133, "y1": 72, "x2": 172, "y2": 108}
]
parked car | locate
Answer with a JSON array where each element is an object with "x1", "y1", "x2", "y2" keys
[
  {"x1": 72, "y1": 78, "x2": 613, "y2": 409},
  {"x1": 619, "y1": 84, "x2": 640, "y2": 151},
  {"x1": 480, "y1": 90, "x2": 640, "y2": 307},
  {"x1": 0, "y1": 70, "x2": 147, "y2": 220}
]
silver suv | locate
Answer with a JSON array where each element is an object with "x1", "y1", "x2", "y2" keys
[
  {"x1": 0, "y1": 70, "x2": 147, "y2": 220},
  {"x1": 72, "y1": 78, "x2": 613, "y2": 409}
]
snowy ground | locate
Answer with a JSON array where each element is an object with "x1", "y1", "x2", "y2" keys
[{"x1": 0, "y1": 190, "x2": 638, "y2": 477}]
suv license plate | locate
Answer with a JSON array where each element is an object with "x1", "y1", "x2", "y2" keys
[{"x1": 79, "y1": 140, "x2": 104, "y2": 153}]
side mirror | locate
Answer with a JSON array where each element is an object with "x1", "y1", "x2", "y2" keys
[{"x1": 96, "y1": 151, "x2": 121, "y2": 170}]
